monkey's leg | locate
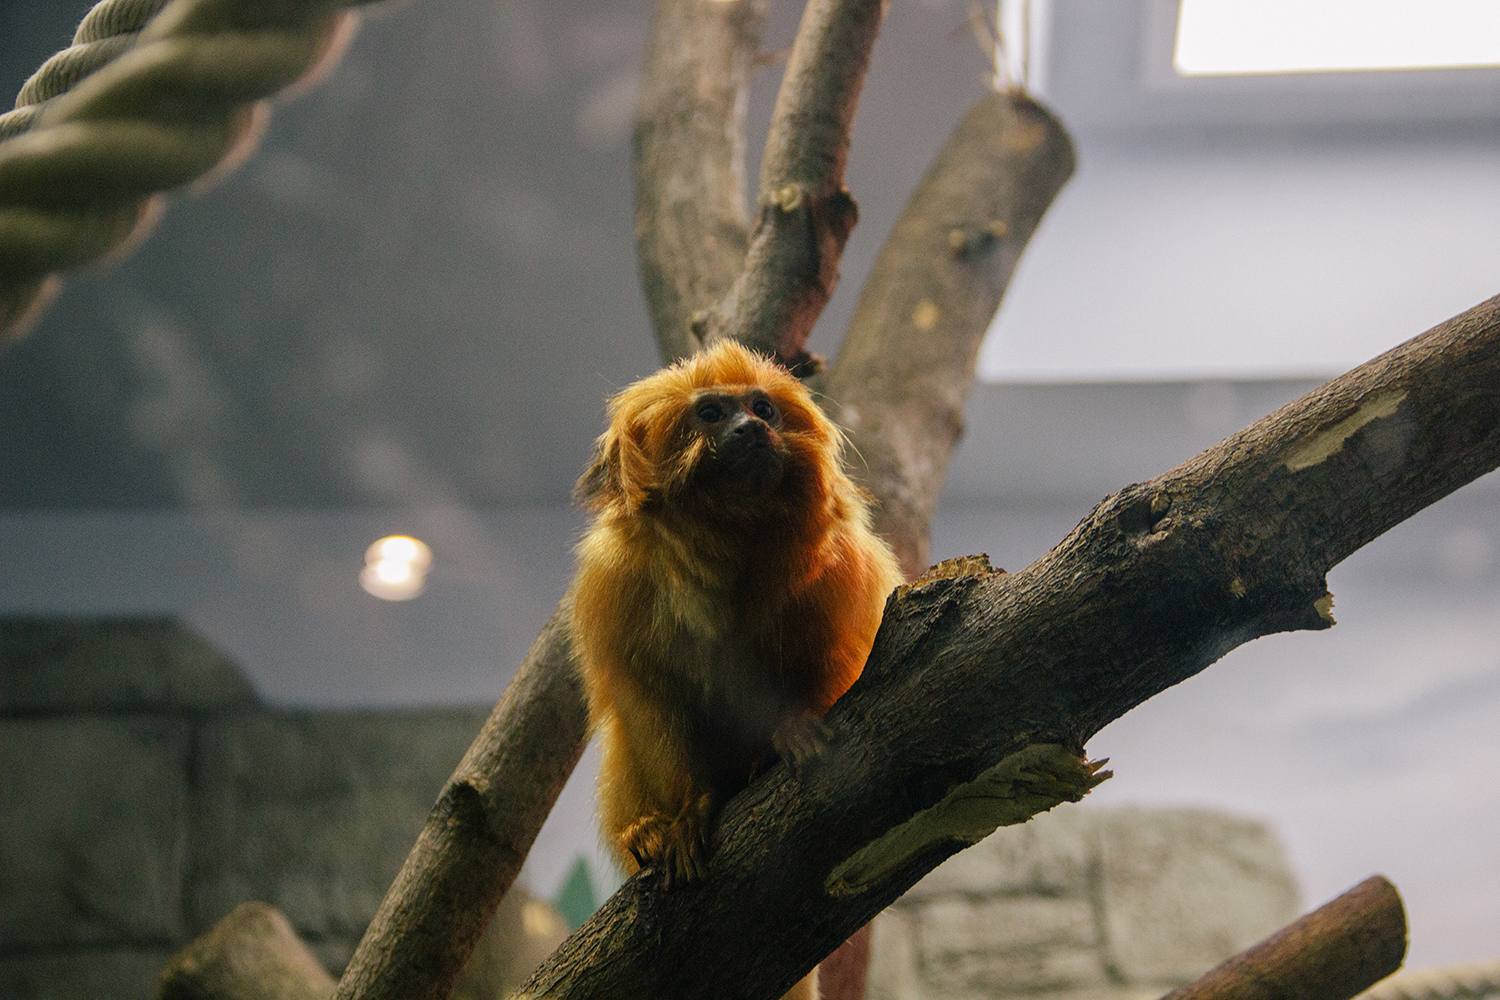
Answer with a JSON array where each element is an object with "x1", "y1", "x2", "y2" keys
[
  {"x1": 619, "y1": 790, "x2": 715, "y2": 886},
  {"x1": 598, "y1": 700, "x2": 718, "y2": 885}
]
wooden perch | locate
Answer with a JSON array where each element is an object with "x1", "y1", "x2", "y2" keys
[
  {"x1": 513, "y1": 295, "x2": 1500, "y2": 1000},
  {"x1": 1160, "y1": 875, "x2": 1407, "y2": 1000},
  {"x1": 157, "y1": 902, "x2": 335, "y2": 1000}
]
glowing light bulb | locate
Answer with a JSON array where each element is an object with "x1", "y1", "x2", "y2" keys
[{"x1": 360, "y1": 535, "x2": 432, "y2": 601}]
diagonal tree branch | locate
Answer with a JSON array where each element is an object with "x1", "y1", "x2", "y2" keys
[
  {"x1": 330, "y1": 604, "x2": 588, "y2": 1000},
  {"x1": 633, "y1": 0, "x2": 768, "y2": 364},
  {"x1": 697, "y1": 0, "x2": 886, "y2": 367},
  {"x1": 1160, "y1": 876, "x2": 1407, "y2": 1000},
  {"x1": 516, "y1": 295, "x2": 1500, "y2": 1000},
  {"x1": 823, "y1": 90, "x2": 1075, "y2": 577}
]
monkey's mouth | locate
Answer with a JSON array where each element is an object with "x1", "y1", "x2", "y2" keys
[{"x1": 719, "y1": 445, "x2": 784, "y2": 490}]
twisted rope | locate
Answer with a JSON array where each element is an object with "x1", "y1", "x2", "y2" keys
[
  {"x1": 0, "y1": 0, "x2": 369, "y2": 342},
  {"x1": 1363, "y1": 961, "x2": 1500, "y2": 1000}
]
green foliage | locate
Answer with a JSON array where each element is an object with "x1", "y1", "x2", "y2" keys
[{"x1": 553, "y1": 856, "x2": 598, "y2": 931}]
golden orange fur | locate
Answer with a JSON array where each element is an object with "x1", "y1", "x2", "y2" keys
[{"x1": 571, "y1": 341, "x2": 903, "y2": 893}]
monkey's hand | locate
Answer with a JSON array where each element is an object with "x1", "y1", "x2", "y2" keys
[
  {"x1": 773, "y1": 715, "x2": 832, "y2": 774},
  {"x1": 620, "y1": 793, "x2": 715, "y2": 887}
]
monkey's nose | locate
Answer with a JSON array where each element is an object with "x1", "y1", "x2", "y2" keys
[{"x1": 728, "y1": 413, "x2": 770, "y2": 446}]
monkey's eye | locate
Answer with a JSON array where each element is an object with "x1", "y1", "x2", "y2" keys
[
  {"x1": 751, "y1": 399, "x2": 776, "y2": 421},
  {"x1": 696, "y1": 402, "x2": 725, "y2": 423}
]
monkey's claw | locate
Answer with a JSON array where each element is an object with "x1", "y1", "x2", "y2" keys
[
  {"x1": 773, "y1": 715, "x2": 832, "y2": 773},
  {"x1": 620, "y1": 795, "x2": 714, "y2": 887}
]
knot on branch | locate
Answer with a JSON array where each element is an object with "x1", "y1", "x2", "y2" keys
[{"x1": 946, "y1": 218, "x2": 1010, "y2": 261}]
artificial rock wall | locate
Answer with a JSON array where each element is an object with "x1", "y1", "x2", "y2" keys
[
  {"x1": 0, "y1": 618, "x2": 505, "y2": 1000},
  {"x1": 868, "y1": 806, "x2": 1301, "y2": 1000},
  {"x1": 2, "y1": 618, "x2": 1302, "y2": 1000}
]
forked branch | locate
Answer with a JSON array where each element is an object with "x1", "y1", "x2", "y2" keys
[{"x1": 696, "y1": 0, "x2": 886, "y2": 367}]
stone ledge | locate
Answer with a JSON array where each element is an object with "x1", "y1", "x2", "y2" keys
[
  {"x1": 871, "y1": 805, "x2": 1300, "y2": 1000},
  {"x1": 187, "y1": 708, "x2": 490, "y2": 957},
  {"x1": 0, "y1": 717, "x2": 190, "y2": 950},
  {"x1": 0, "y1": 948, "x2": 173, "y2": 1000},
  {"x1": 0, "y1": 618, "x2": 257, "y2": 715}
]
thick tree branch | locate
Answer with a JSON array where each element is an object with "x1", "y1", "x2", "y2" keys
[
  {"x1": 1160, "y1": 875, "x2": 1406, "y2": 1000},
  {"x1": 516, "y1": 295, "x2": 1500, "y2": 1000},
  {"x1": 633, "y1": 0, "x2": 768, "y2": 364},
  {"x1": 330, "y1": 602, "x2": 589, "y2": 1000},
  {"x1": 823, "y1": 90, "x2": 1075, "y2": 576},
  {"x1": 698, "y1": 0, "x2": 885, "y2": 366}
]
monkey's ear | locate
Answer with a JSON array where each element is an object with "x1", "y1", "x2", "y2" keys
[
  {"x1": 575, "y1": 438, "x2": 617, "y2": 511},
  {"x1": 576, "y1": 425, "x2": 653, "y2": 512}
]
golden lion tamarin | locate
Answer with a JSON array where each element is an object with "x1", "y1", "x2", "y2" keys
[{"x1": 571, "y1": 340, "x2": 903, "y2": 892}]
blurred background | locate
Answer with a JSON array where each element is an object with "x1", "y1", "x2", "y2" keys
[{"x1": 1, "y1": 0, "x2": 1497, "y2": 975}]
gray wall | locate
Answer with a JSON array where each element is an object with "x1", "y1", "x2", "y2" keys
[{"x1": 2, "y1": 0, "x2": 1497, "y2": 976}]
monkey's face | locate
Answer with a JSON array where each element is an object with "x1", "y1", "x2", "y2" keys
[
  {"x1": 576, "y1": 341, "x2": 839, "y2": 522},
  {"x1": 688, "y1": 388, "x2": 785, "y2": 494}
]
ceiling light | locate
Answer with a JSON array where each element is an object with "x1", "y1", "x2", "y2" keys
[{"x1": 360, "y1": 535, "x2": 432, "y2": 601}]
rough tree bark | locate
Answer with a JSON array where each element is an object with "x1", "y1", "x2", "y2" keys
[
  {"x1": 822, "y1": 90, "x2": 1075, "y2": 576},
  {"x1": 513, "y1": 295, "x2": 1500, "y2": 1000},
  {"x1": 694, "y1": 0, "x2": 885, "y2": 369},
  {"x1": 633, "y1": 0, "x2": 767, "y2": 362}
]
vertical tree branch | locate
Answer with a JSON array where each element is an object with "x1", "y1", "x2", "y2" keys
[
  {"x1": 699, "y1": 0, "x2": 886, "y2": 366},
  {"x1": 633, "y1": 0, "x2": 769, "y2": 364},
  {"x1": 823, "y1": 91, "x2": 1075, "y2": 577}
]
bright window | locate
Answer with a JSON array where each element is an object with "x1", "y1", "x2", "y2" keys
[{"x1": 1175, "y1": 0, "x2": 1500, "y2": 76}]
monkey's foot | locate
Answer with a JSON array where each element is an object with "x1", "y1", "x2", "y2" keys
[
  {"x1": 773, "y1": 715, "x2": 832, "y2": 773},
  {"x1": 620, "y1": 794, "x2": 715, "y2": 887}
]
